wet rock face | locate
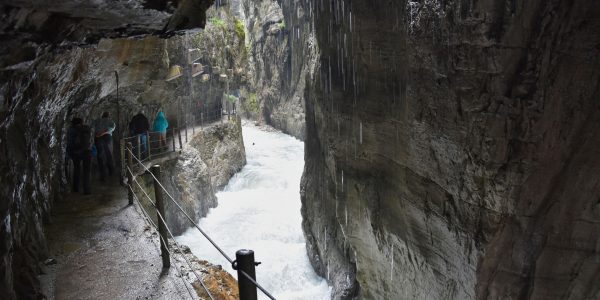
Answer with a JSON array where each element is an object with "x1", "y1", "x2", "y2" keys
[
  {"x1": 1, "y1": 0, "x2": 215, "y2": 44},
  {"x1": 190, "y1": 117, "x2": 246, "y2": 190},
  {"x1": 0, "y1": 2, "x2": 215, "y2": 298},
  {"x1": 137, "y1": 118, "x2": 246, "y2": 236},
  {"x1": 300, "y1": 0, "x2": 600, "y2": 299},
  {"x1": 182, "y1": 5, "x2": 249, "y2": 123},
  {"x1": 239, "y1": 0, "x2": 317, "y2": 140}
]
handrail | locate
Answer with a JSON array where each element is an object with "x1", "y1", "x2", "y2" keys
[
  {"x1": 126, "y1": 169, "x2": 215, "y2": 300},
  {"x1": 123, "y1": 107, "x2": 226, "y2": 140},
  {"x1": 121, "y1": 107, "x2": 231, "y2": 166},
  {"x1": 125, "y1": 147, "x2": 276, "y2": 300},
  {"x1": 127, "y1": 183, "x2": 200, "y2": 300},
  {"x1": 128, "y1": 148, "x2": 235, "y2": 263}
]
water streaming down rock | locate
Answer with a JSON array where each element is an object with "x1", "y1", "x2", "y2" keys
[
  {"x1": 177, "y1": 123, "x2": 331, "y2": 299},
  {"x1": 299, "y1": 0, "x2": 600, "y2": 298}
]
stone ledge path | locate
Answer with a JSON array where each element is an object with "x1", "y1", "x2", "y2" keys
[{"x1": 39, "y1": 177, "x2": 193, "y2": 300}]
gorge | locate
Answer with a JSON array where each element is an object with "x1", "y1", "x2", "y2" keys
[{"x1": 1, "y1": 0, "x2": 600, "y2": 299}]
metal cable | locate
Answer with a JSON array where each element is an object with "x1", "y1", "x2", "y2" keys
[
  {"x1": 129, "y1": 185, "x2": 157, "y2": 229},
  {"x1": 129, "y1": 175, "x2": 214, "y2": 300},
  {"x1": 127, "y1": 168, "x2": 155, "y2": 206},
  {"x1": 129, "y1": 188, "x2": 197, "y2": 300},
  {"x1": 238, "y1": 269, "x2": 276, "y2": 300},
  {"x1": 127, "y1": 148, "x2": 234, "y2": 263},
  {"x1": 156, "y1": 233, "x2": 200, "y2": 300},
  {"x1": 126, "y1": 140, "x2": 277, "y2": 300},
  {"x1": 155, "y1": 206, "x2": 216, "y2": 300}
]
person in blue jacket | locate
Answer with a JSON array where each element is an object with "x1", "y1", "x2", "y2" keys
[{"x1": 152, "y1": 111, "x2": 169, "y2": 149}]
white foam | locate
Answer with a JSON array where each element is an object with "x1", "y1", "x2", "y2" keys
[{"x1": 177, "y1": 124, "x2": 331, "y2": 299}]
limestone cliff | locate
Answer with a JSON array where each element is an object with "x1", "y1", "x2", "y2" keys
[
  {"x1": 236, "y1": 0, "x2": 317, "y2": 140},
  {"x1": 136, "y1": 118, "x2": 246, "y2": 236},
  {"x1": 299, "y1": 0, "x2": 600, "y2": 299},
  {"x1": 191, "y1": 117, "x2": 246, "y2": 190}
]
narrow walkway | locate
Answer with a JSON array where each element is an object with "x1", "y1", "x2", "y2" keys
[
  {"x1": 40, "y1": 117, "x2": 239, "y2": 299},
  {"x1": 40, "y1": 177, "x2": 192, "y2": 299}
]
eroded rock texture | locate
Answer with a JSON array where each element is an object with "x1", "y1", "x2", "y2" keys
[
  {"x1": 0, "y1": 1, "x2": 215, "y2": 298},
  {"x1": 237, "y1": 0, "x2": 317, "y2": 140},
  {"x1": 1, "y1": 0, "x2": 215, "y2": 44},
  {"x1": 300, "y1": 0, "x2": 600, "y2": 299},
  {"x1": 136, "y1": 118, "x2": 246, "y2": 236},
  {"x1": 191, "y1": 117, "x2": 246, "y2": 190}
]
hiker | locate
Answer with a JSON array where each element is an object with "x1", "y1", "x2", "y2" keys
[
  {"x1": 66, "y1": 117, "x2": 93, "y2": 194},
  {"x1": 93, "y1": 111, "x2": 116, "y2": 181},
  {"x1": 152, "y1": 111, "x2": 169, "y2": 149},
  {"x1": 129, "y1": 110, "x2": 150, "y2": 158}
]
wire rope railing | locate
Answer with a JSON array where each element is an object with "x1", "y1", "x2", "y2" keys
[
  {"x1": 124, "y1": 144, "x2": 276, "y2": 300},
  {"x1": 127, "y1": 184, "x2": 200, "y2": 300},
  {"x1": 126, "y1": 170, "x2": 215, "y2": 300},
  {"x1": 121, "y1": 108, "x2": 233, "y2": 168}
]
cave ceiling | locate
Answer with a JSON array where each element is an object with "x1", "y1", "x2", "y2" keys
[{"x1": 0, "y1": 0, "x2": 215, "y2": 45}]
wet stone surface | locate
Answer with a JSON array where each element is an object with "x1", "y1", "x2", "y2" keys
[{"x1": 40, "y1": 177, "x2": 197, "y2": 299}]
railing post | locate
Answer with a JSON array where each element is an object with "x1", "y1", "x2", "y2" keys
[
  {"x1": 126, "y1": 142, "x2": 133, "y2": 205},
  {"x1": 235, "y1": 249, "x2": 258, "y2": 300},
  {"x1": 147, "y1": 131, "x2": 151, "y2": 160},
  {"x1": 119, "y1": 140, "x2": 125, "y2": 183},
  {"x1": 178, "y1": 128, "x2": 183, "y2": 149},
  {"x1": 172, "y1": 128, "x2": 176, "y2": 152},
  {"x1": 151, "y1": 165, "x2": 170, "y2": 269},
  {"x1": 185, "y1": 123, "x2": 188, "y2": 143},
  {"x1": 136, "y1": 135, "x2": 141, "y2": 160}
]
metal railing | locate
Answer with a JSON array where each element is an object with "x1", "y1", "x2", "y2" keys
[
  {"x1": 124, "y1": 144, "x2": 275, "y2": 300},
  {"x1": 121, "y1": 127, "x2": 182, "y2": 163},
  {"x1": 189, "y1": 106, "x2": 237, "y2": 133},
  {"x1": 121, "y1": 107, "x2": 235, "y2": 163}
]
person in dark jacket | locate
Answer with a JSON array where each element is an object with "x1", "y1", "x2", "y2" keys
[
  {"x1": 67, "y1": 117, "x2": 93, "y2": 194},
  {"x1": 93, "y1": 111, "x2": 116, "y2": 181},
  {"x1": 129, "y1": 110, "x2": 150, "y2": 158}
]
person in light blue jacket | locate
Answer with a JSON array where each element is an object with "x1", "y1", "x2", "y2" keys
[{"x1": 152, "y1": 111, "x2": 169, "y2": 148}]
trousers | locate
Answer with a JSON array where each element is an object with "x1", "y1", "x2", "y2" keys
[
  {"x1": 95, "y1": 134, "x2": 114, "y2": 180},
  {"x1": 72, "y1": 150, "x2": 92, "y2": 194}
]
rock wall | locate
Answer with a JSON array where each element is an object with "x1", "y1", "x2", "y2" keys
[
  {"x1": 0, "y1": 0, "x2": 215, "y2": 44},
  {"x1": 0, "y1": 42, "x2": 156, "y2": 299},
  {"x1": 300, "y1": 0, "x2": 600, "y2": 299},
  {"x1": 136, "y1": 118, "x2": 246, "y2": 236},
  {"x1": 191, "y1": 116, "x2": 246, "y2": 190},
  {"x1": 176, "y1": 5, "x2": 250, "y2": 125},
  {"x1": 237, "y1": 0, "x2": 317, "y2": 140},
  {"x1": 0, "y1": 1, "x2": 215, "y2": 298}
]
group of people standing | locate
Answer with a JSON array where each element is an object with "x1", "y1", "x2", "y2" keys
[
  {"x1": 66, "y1": 110, "x2": 169, "y2": 195},
  {"x1": 128, "y1": 110, "x2": 169, "y2": 158},
  {"x1": 66, "y1": 112, "x2": 116, "y2": 195}
]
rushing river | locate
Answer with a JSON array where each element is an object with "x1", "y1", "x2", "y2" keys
[{"x1": 177, "y1": 123, "x2": 331, "y2": 299}]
